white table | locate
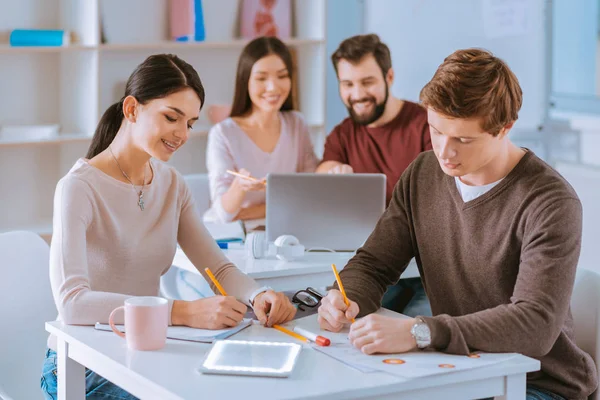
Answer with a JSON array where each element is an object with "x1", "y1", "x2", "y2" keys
[
  {"x1": 47, "y1": 311, "x2": 539, "y2": 400},
  {"x1": 172, "y1": 248, "x2": 420, "y2": 292}
]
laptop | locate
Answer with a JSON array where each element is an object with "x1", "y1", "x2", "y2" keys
[{"x1": 266, "y1": 173, "x2": 386, "y2": 252}]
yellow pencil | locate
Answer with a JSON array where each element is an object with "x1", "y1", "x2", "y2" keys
[
  {"x1": 226, "y1": 169, "x2": 262, "y2": 183},
  {"x1": 273, "y1": 324, "x2": 308, "y2": 343},
  {"x1": 204, "y1": 267, "x2": 228, "y2": 296},
  {"x1": 205, "y1": 267, "x2": 307, "y2": 341},
  {"x1": 331, "y1": 263, "x2": 355, "y2": 323}
]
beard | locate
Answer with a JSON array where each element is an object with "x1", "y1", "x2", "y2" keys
[{"x1": 346, "y1": 83, "x2": 389, "y2": 126}]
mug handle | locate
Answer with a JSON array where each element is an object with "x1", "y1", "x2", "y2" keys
[{"x1": 109, "y1": 306, "x2": 126, "y2": 339}]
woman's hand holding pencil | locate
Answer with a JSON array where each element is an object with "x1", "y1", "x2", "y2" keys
[
  {"x1": 227, "y1": 168, "x2": 266, "y2": 192},
  {"x1": 204, "y1": 267, "x2": 296, "y2": 328}
]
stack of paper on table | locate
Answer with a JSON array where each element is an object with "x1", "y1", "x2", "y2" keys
[{"x1": 95, "y1": 319, "x2": 252, "y2": 343}]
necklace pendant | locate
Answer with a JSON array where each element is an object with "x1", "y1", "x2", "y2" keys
[{"x1": 138, "y1": 192, "x2": 145, "y2": 211}]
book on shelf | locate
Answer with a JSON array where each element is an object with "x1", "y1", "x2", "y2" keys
[
  {"x1": 240, "y1": 0, "x2": 291, "y2": 39},
  {"x1": 9, "y1": 30, "x2": 71, "y2": 47},
  {"x1": 170, "y1": 0, "x2": 205, "y2": 42}
]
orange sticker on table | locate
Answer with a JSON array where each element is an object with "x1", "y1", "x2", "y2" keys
[
  {"x1": 438, "y1": 363, "x2": 455, "y2": 368},
  {"x1": 468, "y1": 353, "x2": 481, "y2": 358},
  {"x1": 382, "y1": 359, "x2": 406, "y2": 365}
]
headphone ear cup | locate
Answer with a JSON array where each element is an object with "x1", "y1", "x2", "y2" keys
[
  {"x1": 274, "y1": 234, "x2": 299, "y2": 248},
  {"x1": 246, "y1": 231, "x2": 267, "y2": 259},
  {"x1": 274, "y1": 235, "x2": 305, "y2": 261}
]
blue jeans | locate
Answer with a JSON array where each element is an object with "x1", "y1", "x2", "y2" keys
[
  {"x1": 382, "y1": 277, "x2": 432, "y2": 317},
  {"x1": 40, "y1": 349, "x2": 138, "y2": 400},
  {"x1": 480, "y1": 385, "x2": 566, "y2": 400}
]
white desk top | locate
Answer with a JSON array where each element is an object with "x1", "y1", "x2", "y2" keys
[
  {"x1": 47, "y1": 311, "x2": 539, "y2": 400},
  {"x1": 173, "y1": 248, "x2": 420, "y2": 281}
]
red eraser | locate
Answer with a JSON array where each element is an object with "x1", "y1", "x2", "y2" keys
[{"x1": 316, "y1": 335, "x2": 331, "y2": 346}]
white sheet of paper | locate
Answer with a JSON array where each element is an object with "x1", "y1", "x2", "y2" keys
[
  {"x1": 482, "y1": 0, "x2": 529, "y2": 39},
  {"x1": 293, "y1": 311, "x2": 517, "y2": 377},
  {"x1": 315, "y1": 343, "x2": 518, "y2": 378},
  {"x1": 95, "y1": 319, "x2": 252, "y2": 343}
]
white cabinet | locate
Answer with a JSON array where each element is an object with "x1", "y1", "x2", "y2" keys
[{"x1": 0, "y1": 0, "x2": 327, "y2": 240}]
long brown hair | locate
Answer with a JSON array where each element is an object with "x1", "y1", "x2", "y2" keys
[
  {"x1": 86, "y1": 54, "x2": 205, "y2": 158},
  {"x1": 230, "y1": 36, "x2": 295, "y2": 118}
]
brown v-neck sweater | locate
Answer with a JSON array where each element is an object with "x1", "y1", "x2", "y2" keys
[{"x1": 338, "y1": 150, "x2": 597, "y2": 399}]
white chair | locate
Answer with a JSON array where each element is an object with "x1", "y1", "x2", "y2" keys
[
  {"x1": 183, "y1": 173, "x2": 211, "y2": 216},
  {"x1": 0, "y1": 385, "x2": 13, "y2": 400},
  {"x1": 0, "y1": 231, "x2": 55, "y2": 399},
  {"x1": 556, "y1": 162, "x2": 600, "y2": 275},
  {"x1": 572, "y1": 267, "x2": 600, "y2": 400},
  {"x1": 161, "y1": 174, "x2": 211, "y2": 300}
]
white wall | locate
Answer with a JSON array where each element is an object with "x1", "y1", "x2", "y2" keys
[
  {"x1": 325, "y1": 0, "x2": 364, "y2": 134},
  {"x1": 363, "y1": 0, "x2": 550, "y2": 132}
]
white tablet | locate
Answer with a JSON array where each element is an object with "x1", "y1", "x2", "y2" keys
[{"x1": 198, "y1": 340, "x2": 302, "y2": 378}]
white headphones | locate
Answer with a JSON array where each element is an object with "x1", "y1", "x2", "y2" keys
[{"x1": 245, "y1": 231, "x2": 305, "y2": 261}]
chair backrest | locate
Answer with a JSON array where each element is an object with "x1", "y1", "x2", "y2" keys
[
  {"x1": 556, "y1": 162, "x2": 600, "y2": 275},
  {"x1": 572, "y1": 267, "x2": 600, "y2": 400},
  {"x1": 184, "y1": 173, "x2": 210, "y2": 216},
  {"x1": 0, "y1": 385, "x2": 13, "y2": 400},
  {"x1": 0, "y1": 231, "x2": 55, "y2": 399}
]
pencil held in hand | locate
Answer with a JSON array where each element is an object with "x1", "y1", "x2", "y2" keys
[
  {"x1": 204, "y1": 267, "x2": 228, "y2": 296},
  {"x1": 331, "y1": 263, "x2": 356, "y2": 323},
  {"x1": 226, "y1": 169, "x2": 261, "y2": 183}
]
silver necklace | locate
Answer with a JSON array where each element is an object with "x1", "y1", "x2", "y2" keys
[{"x1": 109, "y1": 146, "x2": 147, "y2": 211}]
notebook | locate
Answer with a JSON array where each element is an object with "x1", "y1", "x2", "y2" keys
[
  {"x1": 205, "y1": 221, "x2": 245, "y2": 242},
  {"x1": 95, "y1": 319, "x2": 252, "y2": 343}
]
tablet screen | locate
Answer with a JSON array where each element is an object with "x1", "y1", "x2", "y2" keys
[{"x1": 201, "y1": 340, "x2": 302, "y2": 377}]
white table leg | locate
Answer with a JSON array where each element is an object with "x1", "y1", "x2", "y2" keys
[
  {"x1": 496, "y1": 373, "x2": 526, "y2": 400},
  {"x1": 57, "y1": 338, "x2": 85, "y2": 400}
]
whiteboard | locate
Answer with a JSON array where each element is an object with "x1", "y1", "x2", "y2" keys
[{"x1": 364, "y1": 0, "x2": 550, "y2": 131}]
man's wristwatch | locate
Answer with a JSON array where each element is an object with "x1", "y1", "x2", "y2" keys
[{"x1": 410, "y1": 317, "x2": 431, "y2": 349}]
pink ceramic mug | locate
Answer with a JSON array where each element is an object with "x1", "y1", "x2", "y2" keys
[{"x1": 109, "y1": 297, "x2": 168, "y2": 351}]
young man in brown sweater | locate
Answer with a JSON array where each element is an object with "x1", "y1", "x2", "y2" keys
[
  {"x1": 317, "y1": 34, "x2": 432, "y2": 319},
  {"x1": 317, "y1": 48, "x2": 598, "y2": 400}
]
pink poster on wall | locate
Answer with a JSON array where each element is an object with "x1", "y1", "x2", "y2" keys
[{"x1": 240, "y1": 0, "x2": 291, "y2": 39}]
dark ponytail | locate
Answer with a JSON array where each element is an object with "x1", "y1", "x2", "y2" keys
[
  {"x1": 86, "y1": 54, "x2": 205, "y2": 159},
  {"x1": 86, "y1": 101, "x2": 124, "y2": 159}
]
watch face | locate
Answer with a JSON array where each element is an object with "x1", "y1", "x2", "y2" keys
[
  {"x1": 415, "y1": 323, "x2": 430, "y2": 338},
  {"x1": 412, "y1": 321, "x2": 431, "y2": 348}
]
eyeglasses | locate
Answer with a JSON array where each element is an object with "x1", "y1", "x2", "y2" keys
[{"x1": 292, "y1": 287, "x2": 324, "y2": 311}]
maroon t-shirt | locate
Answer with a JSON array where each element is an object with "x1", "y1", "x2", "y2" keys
[{"x1": 322, "y1": 101, "x2": 432, "y2": 204}]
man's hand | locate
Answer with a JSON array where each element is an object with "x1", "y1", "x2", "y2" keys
[
  {"x1": 317, "y1": 289, "x2": 359, "y2": 332},
  {"x1": 349, "y1": 315, "x2": 417, "y2": 354},
  {"x1": 328, "y1": 164, "x2": 354, "y2": 174}
]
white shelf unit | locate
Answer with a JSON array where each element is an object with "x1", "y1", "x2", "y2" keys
[{"x1": 0, "y1": 0, "x2": 327, "y2": 240}]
